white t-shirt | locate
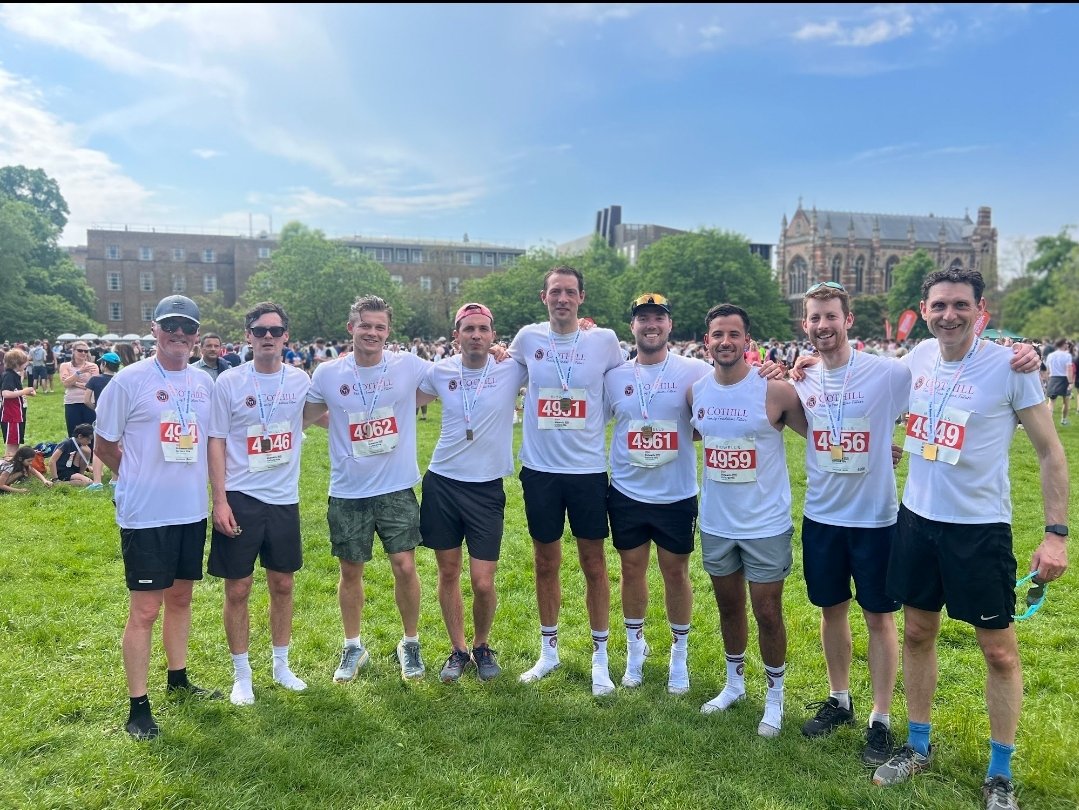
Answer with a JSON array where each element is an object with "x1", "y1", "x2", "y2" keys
[
  {"x1": 95, "y1": 357, "x2": 214, "y2": 529},
  {"x1": 307, "y1": 350, "x2": 428, "y2": 498},
  {"x1": 419, "y1": 356, "x2": 527, "y2": 482},
  {"x1": 794, "y1": 352, "x2": 911, "y2": 528},
  {"x1": 208, "y1": 362, "x2": 311, "y2": 505},
  {"x1": 605, "y1": 354, "x2": 712, "y2": 504},
  {"x1": 691, "y1": 371, "x2": 792, "y2": 539},
  {"x1": 1047, "y1": 349, "x2": 1072, "y2": 378},
  {"x1": 902, "y1": 339, "x2": 1045, "y2": 524},
  {"x1": 509, "y1": 323, "x2": 624, "y2": 474}
]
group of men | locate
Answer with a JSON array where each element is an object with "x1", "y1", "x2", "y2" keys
[{"x1": 96, "y1": 263, "x2": 1066, "y2": 810}]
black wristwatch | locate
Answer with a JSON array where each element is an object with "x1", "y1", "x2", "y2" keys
[{"x1": 1045, "y1": 524, "x2": 1069, "y2": 537}]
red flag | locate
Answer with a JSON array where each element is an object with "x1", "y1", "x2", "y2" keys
[
  {"x1": 884, "y1": 319, "x2": 892, "y2": 341},
  {"x1": 896, "y1": 309, "x2": 917, "y2": 341}
]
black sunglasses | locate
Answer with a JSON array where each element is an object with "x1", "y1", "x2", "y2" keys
[
  {"x1": 249, "y1": 326, "x2": 286, "y2": 338},
  {"x1": 158, "y1": 318, "x2": 199, "y2": 335}
]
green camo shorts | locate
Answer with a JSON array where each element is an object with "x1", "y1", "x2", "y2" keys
[{"x1": 327, "y1": 488, "x2": 422, "y2": 563}]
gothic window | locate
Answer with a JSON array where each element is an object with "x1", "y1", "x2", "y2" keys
[
  {"x1": 854, "y1": 255, "x2": 865, "y2": 293},
  {"x1": 788, "y1": 256, "x2": 809, "y2": 294},
  {"x1": 885, "y1": 256, "x2": 899, "y2": 291},
  {"x1": 831, "y1": 255, "x2": 842, "y2": 283}
]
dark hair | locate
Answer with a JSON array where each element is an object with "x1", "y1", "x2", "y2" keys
[
  {"x1": 705, "y1": 303, "x2": 751, "y2": 335},
  {"x1": 920, "y1": 267, "x2": 985, "y2": 302},
  {"x1": 199, "y1": 333, "x2": 221, "y2": 346},
  {"x1": 245, "y1": 301, "x2": 290, "y2": 332},
  {"x1": 543, "y1": 265, "x2": 585, "y2": 293},
  {"x1": 72, "y1": 423, "x2": 95, "y2": 440},
  {"x1": 9, "y1": 446, "x2": 35, "y2": 475},
  {"x1": 349, "y1": 295, "x2": 393, "y2": 325}
]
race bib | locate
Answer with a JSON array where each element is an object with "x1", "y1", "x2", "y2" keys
[
  {"x1": 627, "y1": 419, "x2": 678, "y2": 467},
  {"x1": 537, "y1": 387, "x2": 586, "y2": 430},
  {"x1": 246, "y1": 421, "x2": 292, "y2": 472},
  {"x1": 160, "y1": 411, "x2": 198, "y2": 463},
  {"x1": 349, "y1": 407, "x2": 399, "y2": 457},
  {"x1": 704, "y1": 435, "x2": 756, "y2": 483},
  {"x1": 903, "y1": 402, "x2": 969, "y2": 465},
  {"x1": 810, "y1": 416, "x2": 870, "y2": 474}
]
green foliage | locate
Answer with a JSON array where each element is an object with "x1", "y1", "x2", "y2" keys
[
  {"x1": 0, "y1": 195, "x2": 100, "y2": 340},
  {"x1": 886, "y1": 249, "x2": 935, "y2": 341},
  {"x1": 1020, "y1": 244, "x2": 1079, "y2": 338},
  {"x1": 243, "y1": 222, "x2": 408, "y2": 342},
  {"x1": 1000, "y1": 230, "x2": 1078, "y2": 336},
  {"x1": 0, "y1": 165, "x2": 68, "y2": 231},
  {"x1": 634, "y1": 229, "x2": 789, "y2": 341},
  {"x1": 849, "y1": 294, "x2": 889, "y2": 341},
  {"x1": 192, "y1": 291, "x2": 247, "y2": 342}
]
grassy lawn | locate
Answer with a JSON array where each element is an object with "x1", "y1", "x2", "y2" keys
[{"x1": 1, "y1": 387, "x2": 1076, "y2": 809}]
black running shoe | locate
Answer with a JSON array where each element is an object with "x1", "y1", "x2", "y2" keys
[
  {"x1": 861, "y1": 720, "x2": 896, "y2": 766},
  {"x1": 801, "y1": 696, "x2": 856, "y2": 737}
]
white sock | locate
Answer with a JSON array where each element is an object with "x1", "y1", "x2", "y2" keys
[
  {"x1": 624, "y1": 617, "x2": 645, "y2": 646},
  {"x1": 402, "y1": 634, "x2": 419, "y2": 645},
  {"x1": 344, "y1": 636, "x2": 362, "y2": 649},
  {"x1": 869, "y1": 710, "x2": 891, "y2": 728},
  {"x1": 622, "y1": 622, "x2": 647, "y2": 688},
  {"x1": 519, "y1": 625, "x2": 560, "y2": 683},
  {"x1": 230, "y1": 678, "x2": 254, "y2": 706},
  {"x1": 670, "y1": 622, "x2": 690, "y2": 651},
  {"x1": 764, "y1": 663, "x2": 786, "y2": 693},
  {"x1": 830, "y1": 689, "x2": 851, "y2": 710},
  {"x1": 758, "y1": 664, "x2": 786, "y2": 737},
  {"x1": 231, "y1": 652, "x2": 252, "y2": 682},
  {"x1": 591, "y1": 631, "x2": 614, "y2": 696},
  {"x1": 668, "y1": 644, "x2": 689, "y2": 695},
  {"x1": 272, "y1": 644, "x2": 306, "y2": 691}
]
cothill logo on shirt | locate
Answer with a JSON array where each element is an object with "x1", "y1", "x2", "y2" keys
[
  {"x1": 339, "y1": 381, "x2": 394, "y2": 397},
  {"x1": 447, "y1": 378, "x2": 496, "y2": 393},
  {"x1": 244, "y1": 393, "x2": 300, "y2": 408},
  {"x1": 155, "y1": 388, "x2": 210, "y2": 403},
  {"x1": 804, "y1": 391, "x2": 865, "y2": 410},
  {"x1": 697, "y1": 407, "x2": 749, "y2": 420},
  {"x1": 623, "y1": 382, "x2": 679, "y2": 397},
  {"x1": 913, "y1": 376, "x2": 976, "y2": 398}
]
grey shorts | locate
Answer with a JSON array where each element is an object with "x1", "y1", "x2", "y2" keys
[
  {"x1": 327, "y1": 488, "x2": 421, "y2": 563},
  {"x1": 701, "y1": 526, "x2": 794, "y2": 583},
  {"x1": 1047, "y1": 376, "x2": 1070, "y2": 399}
]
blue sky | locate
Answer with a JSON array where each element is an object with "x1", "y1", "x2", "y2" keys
[{"x1": 0, "y1": 3, "x2": 1075, "y2": 274}]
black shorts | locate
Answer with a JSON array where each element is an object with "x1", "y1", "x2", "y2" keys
[
  {"x1": 55, "y1": 462, "x2": 83, "y2": 482},
  {"x1": 1, "y1": 421, "x2": 24, "y2": 446},
  {"x1": 208, "y1": 491, "x2": 302, "y2": 579},
  {"x1": 1047, "y1": 376, "x2": 1070, "y2": 399},
  {"x1": 888, "y1": 505, "x2": 1016, "y2": 629},
  {"x1": 519, "y1": 467, "x2": 609, "y2": 543},
  {"x1": 607, "y1": 486, "x2": 697, "y2": 555},
  {"x1": 121, "y1": 519, "x2": 207, "y2": 591},
  {"x1": 420, "y1": 470, "x2": 506, "y2": 561},
  {"x1": 801, "y1": 516, "x2": 899, "y2": 613}
]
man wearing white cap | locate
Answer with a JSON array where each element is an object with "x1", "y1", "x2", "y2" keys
[
  {"x1": 95, "y1": 294, "x2": 220, "y2": 740},
  {"x1": 418, "y1": 303, "x2": 526, "y2": 682}
]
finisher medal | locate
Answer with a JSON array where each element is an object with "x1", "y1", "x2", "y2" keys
[
  {"x1": 642, "y1": 425, "x2": 654, "y2": 440},
  {"x1": 260, "y1": 437, "x2": 272, "y2": 452},
  {"x1": 466, "y1": 429, "x2": 474, "y2": 441},
  {"x1": 178, "y1": 432, "x2": 194, "y2": 450},
  {"x1": 830, "y1": 445, "x2": 844, "y2": 461},
  {"x1": 560, "y1": 397, "x2": 572, "y2": 412},
  {"x1": 922, "y1": 443, "x2": 938, "y2": 461}
]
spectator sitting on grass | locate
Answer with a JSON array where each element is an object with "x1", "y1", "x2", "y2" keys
[
  {"x1": 48, "y1": 423, "x2": 95, "y2": 487},
  {"x1": 0, "y1": 446, "x2": 52, "y2": 493}
]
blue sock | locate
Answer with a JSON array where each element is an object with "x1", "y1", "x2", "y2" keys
[
  {"x1": 987, "y1": 739, "x2": 1015, "y2": 780},
  {"x1": 907, "y1": 721, "x2": 932, "y2": 756}
]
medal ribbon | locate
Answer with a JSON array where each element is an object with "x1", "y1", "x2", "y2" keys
[
  {"x1": 927, "y1": 313, "x2": 989, "y2": 446},
  {"x1": 154, "y1": 359, "x2": 192, "y2": 435},
  {"x1": 251, "y1": 364, "x2": 286, "y2": 440},
  {"x1": 546, "y1": 326, "x2": 582, "y2": 398},
  {"x1": 633, "y1": 354, "x2": 670, "y2": 422},
  {"x1": 820, "y1": 349, "x2": 857, "y2": 448},
  {"x1": 458, "y1": 356, "x2": 492, "y2": 437},
  {"x1": 350, "y1": 353, "x2": 389, "y2": 417}
]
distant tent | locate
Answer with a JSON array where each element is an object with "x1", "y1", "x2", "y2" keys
[
  {"x1": 983, "y1": 328, "x2": 1023, "y2": 340},
  {"x1": 122, "y1": 333, "x2": 141, "y2": 341},
  {"x1": 79, "y1": 333, "x2": 99, "y2": 340},
  {"x1": 101, "y1": 333, "x2": 121, "y2": 341},
  {"x1": 56, "y1": 333, "x2": 77, "y2": 341}
]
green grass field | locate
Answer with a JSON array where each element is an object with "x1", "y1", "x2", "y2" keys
[{"x1": 1, "y1": 388, "x2": 1076, "y2": 809}]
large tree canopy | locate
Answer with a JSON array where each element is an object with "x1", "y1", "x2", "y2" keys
[
  {"x1": 243, "y1": 222, "x2": 407, "y2": 342},
  {"x1": 631, "y1": 229, "x2": 790, "y2": 341},
  {"x1": 0, "y1": 165, "x2": 69, "y2": 232},
  {"x1": 886, "y1": 249, "x2": 936, "y2": 341}
]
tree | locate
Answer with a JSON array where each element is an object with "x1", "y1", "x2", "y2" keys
[
  {"x1": 633, "y1": 229, "x2": 789, "y2": 341},
  {"x1": 243, "y1": 222, "x2": 407, "y2": 342},
  {"x1": 886, "y1": 249, "x2": 936, "y2": 342},
  {"x1": 1000, "y1": 230, "x2": 1076, "y2": 334},
  {"x1": 1019, "y1": 244, "x2": 1079, "y2": 338},
  {"x1": 0, "y1": 165, "x2": 69, "y2": 232},
  {"x1": 849, "y1": 294, "x2": 889, "y2": 341},
  {"x1": 191, "y1": 291, "x2": 247, "y2": 343}
]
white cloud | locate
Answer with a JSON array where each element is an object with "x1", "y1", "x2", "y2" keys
[
  {"x1": 192, "y1": 148, "x2": 223, "y2": 160},
  {"x1": 793, "y1": 9, "x2": 915, "y2": 47},
  {"x1": 543, "y1": 4, "x2": 645, "y2": 25},
  {"x1": 0, "y1": 67, "x2": 158, "y2": 243}
]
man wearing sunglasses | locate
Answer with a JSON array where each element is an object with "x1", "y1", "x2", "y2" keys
[
  {"x1": 873, "y1": 268, "x2": 1068, "y2": 810},
  {"x1": 207, "y1": 302, "x2": 316, "y2": 705},
  {"x1": 510, "y1": 265, "x2": 626, "y2": 696},
  {"x1": 604, "y1": 293, "x2": 713, "y2": 695},
  {"x1": 95, "y1": 294, "x2": 220, "y2": 740},
  {"x1": 791, "y1": 280, "x2": 910, "y2": 766}
]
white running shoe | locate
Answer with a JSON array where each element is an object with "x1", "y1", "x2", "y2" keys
[
  {"x1": 230, "y1": 679, "x2": 255, "y2": 706},
  {"x1": 592, "y1": 659, "x2": 616, "y2": 697},
  {"x1": 758, "y1": 696, "x2": 784, "y2": 737},
  {"x1": 701, "y1": 685, "x2": 745, "y2": 714},
  {"x1": 519, "y1": 657, "x2": 560, "y2": 684}
]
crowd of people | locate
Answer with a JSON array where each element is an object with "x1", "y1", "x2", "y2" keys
[{"x1": 1, "y1": 266, "x2": 1072, "y2": 810}]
